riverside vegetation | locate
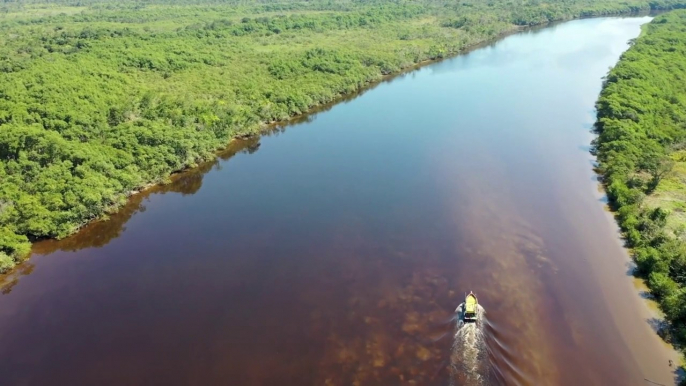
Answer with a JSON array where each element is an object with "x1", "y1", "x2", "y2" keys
[
  {"x1": 594, "y1": 10, "x2": 686, "y2": 368},
  {"x1": 2, "y1": 0, "x2": 686, "y2": 273}
]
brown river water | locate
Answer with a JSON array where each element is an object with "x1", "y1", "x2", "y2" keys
[{"x1": 0, "y1": 16, "x2": 681, "y2": 386}]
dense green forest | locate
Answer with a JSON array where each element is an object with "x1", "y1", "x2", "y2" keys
[
  {"x1": 594, "y1": 10, "x2": 686, "y2": 364},
  {"x1": 2, "y1": 0, "x2": 686, "y2": 273}
]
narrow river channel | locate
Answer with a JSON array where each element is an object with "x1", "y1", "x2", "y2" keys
[{"x1": 0, "y1": 16, "x2": 679, "y2": 386}]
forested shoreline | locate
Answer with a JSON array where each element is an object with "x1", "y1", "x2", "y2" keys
[
  {"x1": 594, "y1": 10, "x2": 686, "y2": 367},
  {"x1": 3, "y1": 0, "x2": 686, "y2": 273}
]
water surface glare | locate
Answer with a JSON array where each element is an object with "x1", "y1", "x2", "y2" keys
[{"x1": 0, "y1": 16, "x2": 678, "y2": 386}]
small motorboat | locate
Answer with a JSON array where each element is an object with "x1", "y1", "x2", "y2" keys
[{"x1": 463, "y1": 291, "x2": 478, "y2": 323}]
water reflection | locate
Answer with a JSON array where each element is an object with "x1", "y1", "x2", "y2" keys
[
  {"x1": 0, "y1": 260, "x2": 34, "y2": 295},
  {"x1": 31, "y1": 138, "x2": 257, "y2": 255},
  {"x1": 0, "y1": 138, "x2": 267, "y2": 293}
]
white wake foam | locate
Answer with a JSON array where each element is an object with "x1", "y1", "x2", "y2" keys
[{"x1": 451, "y1": 304, "x2": 488, "y2": 385}]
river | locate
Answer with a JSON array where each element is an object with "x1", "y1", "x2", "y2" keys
[{"x1": 0, "y1": 16, "x2": 680, "y2": 386}]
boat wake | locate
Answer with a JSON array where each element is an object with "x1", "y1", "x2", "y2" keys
[{"x1": 450, "y1": 304, "x2": 489, "y2": 386}]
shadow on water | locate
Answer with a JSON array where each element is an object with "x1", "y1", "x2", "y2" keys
[
  {"x1": 0, "y1": 137, "x2": 265, "y2": 293},
  {"x1": 36, "y1": 137, "x2": 260, "y2": 252}
]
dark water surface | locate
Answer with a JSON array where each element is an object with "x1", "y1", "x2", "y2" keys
[{"x1": 0, "y1": 17, "x2": 677, "y2": 386}]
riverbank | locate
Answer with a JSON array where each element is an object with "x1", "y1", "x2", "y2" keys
[
  {"x1": 3, "y1": 0, "x2": 686, "y2": 274},
  {"x1": 593, "y1": 10, "x2": 686, "y2": 383}
]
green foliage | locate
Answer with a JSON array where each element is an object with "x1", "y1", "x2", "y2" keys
[
  {"x1": 3, "y1": 0, "x2": 686, "y2": 274},
  {"x1": 649, "y1": 271, "x2": 679, "y2": 298},
  {"x1": 0, "y1": 252, "x2": 14, "y2": 273},
  {"x1": 0, "y1": 227, "x2": 29, "y2": 273},
  {"x1": 594, "y1": 10, "x2": 686, "y2": 353}
]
